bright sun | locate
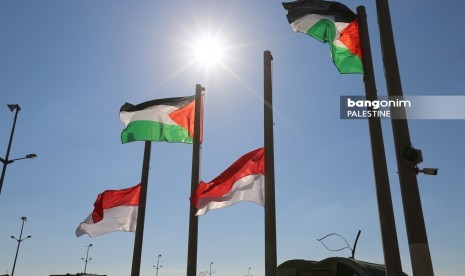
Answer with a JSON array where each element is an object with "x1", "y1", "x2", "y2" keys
[{"x1": 192, "y1": 35, "x2": 225, "y2": 67}]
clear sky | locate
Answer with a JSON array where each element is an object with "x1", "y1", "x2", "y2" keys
[{"x1": 1, "y1": 1, "x2": 464, "y2": 276}]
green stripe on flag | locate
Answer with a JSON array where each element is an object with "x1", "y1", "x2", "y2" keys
[
  {"x1": 332, "y1": 44, "x2": 363, "y2": 74},
  {"x1": 121, "y1": 120, "x2": 193, "y2": 144},
  {"x1": 306, "y1": 18, "x2": 332, "y2": 43},
  {"x1": 307, "y1": 19, "x2": 363, "y2": 74}
]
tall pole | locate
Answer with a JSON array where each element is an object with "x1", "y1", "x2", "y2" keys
[
  {"x1": 82, "y1": 244, "x2": 92, "y2": 274},
  {"x1": 264, "y1": 50, "x2": 277, "y2": 276},
  {"x1": 11, "y1": 216, "x2": 31, "y2": 276},
  {"x1": 208, "y1": 262, "x2": 214, "y2": 276},
  {"x1": 356, "y1": 6, "x2": 403, "y2": 275},
  {"x1": 131, "y1": 141, "x2": 152, "y2": 276},
  {"x1": 0, "y1": 104, "x2": 21, "y2": 194},
  {"x1": 154, "y1": 254, "x2": 162, "y2": 276},
  {"x1": 374, "y1": 0, "x2": 434, "y2": 275},
  {"x1": 186, "y1": 84, "x2": 204, "y2": 276}
]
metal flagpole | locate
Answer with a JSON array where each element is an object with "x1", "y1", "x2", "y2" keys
[
  {"x1": 186, "y1": 84, "x2": 204, "y2": 276},
  {"x1": 374, "y1": 0, "x2": 434, "y2": 275},
  {"x1": 263, "y1": 50, "x2": 277, "y2": 276},
  {"x1": 357, "y1": 6, "x2": 403, "y2": 275},
  {"x1": 131, "y1": 141, "x2": 152, "y2": 276}
]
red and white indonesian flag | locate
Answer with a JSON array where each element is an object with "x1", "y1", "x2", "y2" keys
[
  {"x1": 190, "y1": 148, "x2": 265, "y2": 216},
  {"x1": 76, "y1": 184, "x2": 140, "y2": 237}
]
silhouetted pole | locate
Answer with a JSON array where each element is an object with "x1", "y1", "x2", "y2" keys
[
  {"x1": 82, "y1": 244, "x2": 92, "y2": 274},
  {"x1": 0, "y1": 104, "x2": 20, "y2": 194},
  {"x1": 131, "y1": 141, "x2": 152, "y2": 276},
  {"x1": 351, "y1": 230, "x2": 361, "y2": 259},
  {"x1": 11, "y1": 217, "x2": 31, "y2": 276},
  {"x1": 208, "y1": 262, "x2": 214, "y2": 276},
  {"x1": 264, "y1": 50, "x2": 277, "y2": 276},
  {"x1": 186, "y1": 84, "x2": 204, "y2": 276},
  {"x1": 154, "y1": 254, "x2": 162, "y2": 276},
  {"x1": 374, "y1": 0, "x2": 434, "y2": 275},
  {"x1": 357, "y1": 6, "x2": 403, "y2": 275}
]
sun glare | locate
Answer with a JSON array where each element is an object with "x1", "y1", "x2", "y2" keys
[{"x1": 192, "y1": 36, "x2": 225, "y2": 67}]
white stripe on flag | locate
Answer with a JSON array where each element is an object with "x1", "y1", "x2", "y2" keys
[
  {"x1": 120, "y1": 105, "x2": 179, "y2": 126},
  {"x1": 75, "y1": 205, "x2": 138, "y2": 237},
  {"x1": 196, "y1": 174, "x2": 265, "y2": 216}
]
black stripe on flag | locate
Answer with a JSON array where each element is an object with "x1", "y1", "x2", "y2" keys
[
  {"x1": 282, "y1": 0, "x2": 356, "y2": 24},
  {"x1": 120, "y1": 96, "x2": 195, "y2": 113}
]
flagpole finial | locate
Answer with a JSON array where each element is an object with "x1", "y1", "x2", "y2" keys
[
  {"x1": 196, "y1": 84, "x2": 205, "y2": 92},
  {"x1": 264, "y1": 50, "x2": 273, "y2": 60}
]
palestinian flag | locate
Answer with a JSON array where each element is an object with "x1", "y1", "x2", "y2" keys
[
  {"x1": 76, "y1": 184, "x2": 140, "y2": 237},
  {"x1": 190, "y1": 148, "x2": 265, "y2": 216},
  {"x1": 283, "y1": 0, "x2": 363, "y2": 74},
  {"x1": 120, "y1": 96, "x2": 198, "y2": 144}
]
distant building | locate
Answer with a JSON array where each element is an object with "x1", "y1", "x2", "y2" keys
[
  {"x1": 278, "y1": 257, "x2": 409, "y2": 276},
  {"x1": 50, "y1": 274, "x2": 107, "y2": 276}
]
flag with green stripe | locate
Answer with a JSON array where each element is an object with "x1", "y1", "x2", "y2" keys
[
  {"x1": 120, "y1": 96, "x2": 196, "y2": 144},
  {"x1": 283, "y1": 0, "x2": 363, "y2": 74}
]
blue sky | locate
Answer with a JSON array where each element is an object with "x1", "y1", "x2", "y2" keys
[{"x1": 1, "y1": 1, "x2": 464, "y2": 276}]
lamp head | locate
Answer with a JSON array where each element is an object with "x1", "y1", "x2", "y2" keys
[
  {"x1": 417, "y1": 167, "x2": 439, "y2": 175},
  {"x1": 26, "y1": 154, "x2": 37, "y2": 159},
  {"x1": 7, "y1": 104, "x2": 20, "y2": 112},
  {"x1": 421, "y1": 168, "x2": 439, "y2": 175}
]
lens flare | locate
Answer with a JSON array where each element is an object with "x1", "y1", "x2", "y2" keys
[{"x1": 192, "y1": 36, "x2": 225, "y2": 67}]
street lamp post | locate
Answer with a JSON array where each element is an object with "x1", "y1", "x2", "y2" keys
[
  {"x1": 246, "y1": 267, "x2": 252, "y2": 276},
  {"x1": 374, "y1": 0, "x2": 435, "y2": 275},
  {"x1": 81, "y1": 244, "x2": 93, "y2": 274},
  {"x1": 153, "y1": 254, "x2": 162, "y2": 276},
  {"x1": 0, "y1": 104, "x2": 37, "y2": 194},
  {"x1": 11, "y1": 216, "x2": 32, "y2": 276},
  {"x1": 207, "y1": 262, "x2": 215, "y2": 276}
]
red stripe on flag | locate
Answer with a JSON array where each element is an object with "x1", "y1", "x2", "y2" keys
[
  {"x1": 339, "y1": 19, "x2": 362, "y2": 60},
  {"x1": 92, "y1": 184, "x2": 141, "y2": 223},
  {"x1": 169, "y1": 97, "x2": 203, "y2": 142}
]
